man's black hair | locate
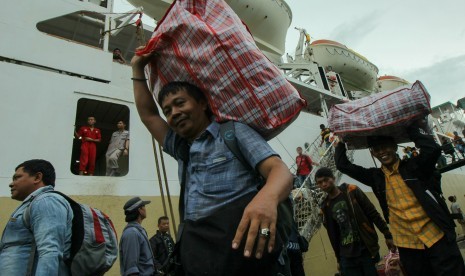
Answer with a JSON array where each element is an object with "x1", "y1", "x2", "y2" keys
[
  {"x1": 158, "y1": 82, "x2": 213, "y2": 117},
  {"x1": 314, "y1": 167, "x2": 335, "y2": 181},
  {"x1": 158, "y1": 215, "x2": 169, "y2": 225},
  {"x1": 319, "y1": 124, "x2": 325, "y2": 129},
  {"x1": 124, "y1": 209, "x2": 140, "y2": 222},
  {"x1": 15, "y1": 159, "x2": 56, "y2": 187},
  {"x1": 367, "y1": 136, "x2": 396, "y2": 149},
  {"x1": 448, "y1": 196, "x2": 456, "y2": 202}
]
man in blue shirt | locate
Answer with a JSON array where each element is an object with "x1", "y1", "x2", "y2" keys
[
  {"x1": 132, "y1": 49, "x2": 293, "y2": 274},
  {"x1": 0, "y1": 159, "x2": 73, "y2": 275},
  {"x1": 119, "y1": 197, "x2": 155, "y2": 276}
]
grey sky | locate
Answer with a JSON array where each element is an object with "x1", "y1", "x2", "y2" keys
[{"x1": 285, "y1": 0, "x2": 465, "y2": 107}]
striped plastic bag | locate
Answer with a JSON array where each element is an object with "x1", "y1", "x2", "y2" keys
[
  {"x1": 136, "y1": 0, "x2": 306, "y2": 140},
  {"x1": 328, "y1": 80, "x2": 431, "y2": 149}
]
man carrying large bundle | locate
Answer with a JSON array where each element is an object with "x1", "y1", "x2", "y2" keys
[
  {"x1": 334, "y1": 120, "x2": 465, "y2": 275},
  {"x1": 131, "y1": 49, "x2": 293, "y2": 275}
]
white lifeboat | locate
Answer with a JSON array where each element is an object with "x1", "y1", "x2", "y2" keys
[
  {"x1": 126, "y1": 0, "x2": 292, "y2": 63},
  {"x1": 308, "y1": 39, "x2": 378, "y2": 92},
  {"x1": 376, "y1": 75, "x2": 410, "y2": 92}
]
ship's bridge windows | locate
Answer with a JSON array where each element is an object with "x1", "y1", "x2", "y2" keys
[
  {"x1": 37, "y1": 11, "x2": 105, "y2": 49},
  {"x1": 36, "y1": 11, "x2": 153, "y2": 64},
  {"x1": 72, "y1": 98, "x2": 130, "y2": 177}
]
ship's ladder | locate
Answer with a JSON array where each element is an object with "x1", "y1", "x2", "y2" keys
[{"x1": 291, "y1": 134, "x2": 355, "y2": 242}]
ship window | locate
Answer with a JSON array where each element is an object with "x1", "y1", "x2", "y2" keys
[
  {"x1": 37, "y1": 11, "x2": 106, "y2": 49},
  {"x1": 71, "y1": 98, "x2": 130, "y2": 176}
]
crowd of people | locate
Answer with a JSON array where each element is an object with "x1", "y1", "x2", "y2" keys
[
  {"x1": 0, "y1": 159, "x2": 177, "y2": 275},
  {"x1": 1, "y1": 47, "x2": 465, "y2": 276}
]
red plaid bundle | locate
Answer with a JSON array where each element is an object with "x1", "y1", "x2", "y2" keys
[
  {"x1": 136, "y1": 0, "x2": 305, "y2": 140},
  {"x1": 328, "y1": 80, "x2": 431, "y2": 149}
]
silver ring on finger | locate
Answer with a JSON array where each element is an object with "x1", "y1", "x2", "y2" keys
[{"x1": 260, "y1": 228, "x2": 270, "y2": 238}]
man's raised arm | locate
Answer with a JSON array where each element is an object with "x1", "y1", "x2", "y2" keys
[{"x1": 131, "y1": 47, "x2": 170, "y2": 145}]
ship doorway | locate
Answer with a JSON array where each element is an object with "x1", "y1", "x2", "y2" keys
[{"x1": 71, "y1": 98, "x2": 130, "y2": 176}]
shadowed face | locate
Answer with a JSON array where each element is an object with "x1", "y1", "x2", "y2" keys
[
  {"x1": 161, "y1": 89, "x2": 210, "y2": 141},
  {"x1": 158, "y1": 219, "x2": 170, "y2": 233},
  {"x1": 138, "y1": 205, "x2": 147, "y2": 220},
  {"x1": 370, "y1": 142, "x2": 398, "y2": 168},
  {"x1": 87, "y1": 117, "x2": 96, "y2": 126},
  {"x1": 9, "y1": 167, "x2": 40, "y2": 201},
  {"x1": 316, "y1": 176, "x2": 336, "y2": 194},
  {"x1": 117, "y1": 121, "x2": 126, "y2": 130}
]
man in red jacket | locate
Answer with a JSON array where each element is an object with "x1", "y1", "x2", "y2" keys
[
  {"x1": 295, "y1": 146, "x2": 317, "y2": 188},
  {"x1": 75, "y1": 116, "x2": 101, "y2": 175}
]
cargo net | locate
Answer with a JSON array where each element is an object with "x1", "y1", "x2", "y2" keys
[{"x1": 291, "y1": 137, "x2": 355, "y2": 242}]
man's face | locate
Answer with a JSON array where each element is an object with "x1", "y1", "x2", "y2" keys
[
  {"x1": 296, "y1": 147, "x2": 302, "y2": 155},
  {"x1": 158, "y1": 219, "x2": 170, "y2": 233},
  {"x1": 117, "y1": 121, "x2": 125, "y2": 130},
  {"x1": 87, "y1": 117, "x2": 96, "y2": 126},
  {"x1": 316, "y1": 176, "x2": 336, "y2": 194},
  {"x1": 161, "y1": 89, "x2": 209, "y2": 140},
  {"x1": 9, "y1": 167, "x2": 39, "y2": 201},
  {"x1": 139, "y1": 205, "x2": 147, "y2": 220},
  {"x1": 370, "y1": 142, "x2": 398, "y2": 167}
]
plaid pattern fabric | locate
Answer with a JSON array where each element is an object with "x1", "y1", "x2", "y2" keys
[
  {"x1": 383, "y1": 161, "x2": 444, "y2": 249},
  {"x1": 137, "y1": 0, "x2": 305, "y2": 140},
  {"x1": 328, "y1": 81, "x2": 431, "y2": 149}
]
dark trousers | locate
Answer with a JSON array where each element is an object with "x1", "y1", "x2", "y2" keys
[
  {"x1": 398, "y1": 236, "x2": 465, "y2": 276},
  {"x1": 339, "y1": 249, "x2": 379, "y2": 276},
  {"x1": 288, "y1": 250, "x2": 305, "y2": 276}
]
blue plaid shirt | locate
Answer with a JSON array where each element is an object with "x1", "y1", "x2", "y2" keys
[{"x1": 163, "y1": 121, "x2": 277, "y2": 220}]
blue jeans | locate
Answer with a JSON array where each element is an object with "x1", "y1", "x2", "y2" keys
[
  {"x1": 339, "y1": 249, "x2": 379, "y2": 276},
  {"x1": 296, "y1": 175, "x2": 307, "y2": 188}
]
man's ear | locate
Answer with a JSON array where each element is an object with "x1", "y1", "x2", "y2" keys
[{"x1": 34, "y1": 172, "x2": 43, "y2": 185}]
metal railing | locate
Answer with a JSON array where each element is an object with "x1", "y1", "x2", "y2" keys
[{"x1": 291, "y1": 136, "x2": 355, "y2": 242}]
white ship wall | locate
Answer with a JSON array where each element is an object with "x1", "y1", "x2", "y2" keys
[{"x1": 0, "y1": 60, "x2": 180, "y2": 197}]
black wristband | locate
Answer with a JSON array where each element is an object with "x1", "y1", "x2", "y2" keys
[{"x1": 131, "y1": 77, "x2": 147, "y2": 81}]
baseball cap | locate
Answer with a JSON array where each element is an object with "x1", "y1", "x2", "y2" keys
[{"x1": 124, "y1": 197, "x2": 151, "y2": 213}]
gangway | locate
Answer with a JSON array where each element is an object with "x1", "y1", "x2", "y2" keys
[
  {"x1": 279, "y1": 64, "x2": 348, "y2": 117},
  {"x1": 439, "y1": 159, "x2": 465, "y2": 173},
  {"x1": 435, "y1": 131, "x2": 465, "y2": 173},
  {"x1": 291, "y1": 134, "x2": 355, "y2": 242}
]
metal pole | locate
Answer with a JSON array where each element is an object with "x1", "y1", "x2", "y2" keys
[
  {"x1": 152, "y1": 138, "x2": 168, "y2": 218},
  {"x1": 158, "y1": 144, "x2": 178, "y2": 236}
]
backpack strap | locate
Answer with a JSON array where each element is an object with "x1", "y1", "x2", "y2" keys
[{"x1": 219, "y1": 121, "x2": 253, "y2": 172}]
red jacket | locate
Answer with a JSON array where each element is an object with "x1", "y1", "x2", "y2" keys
[{"x1": 296, "y1": 154, "x2": 313, "y2": 175}]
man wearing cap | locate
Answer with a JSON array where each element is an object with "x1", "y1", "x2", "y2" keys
[
  {"x1": 119, "y1": 197, "x2": 155, "y2": 276},
  {"x1": 335, "y1": 120, "x2": 465, "y2": 275}
]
